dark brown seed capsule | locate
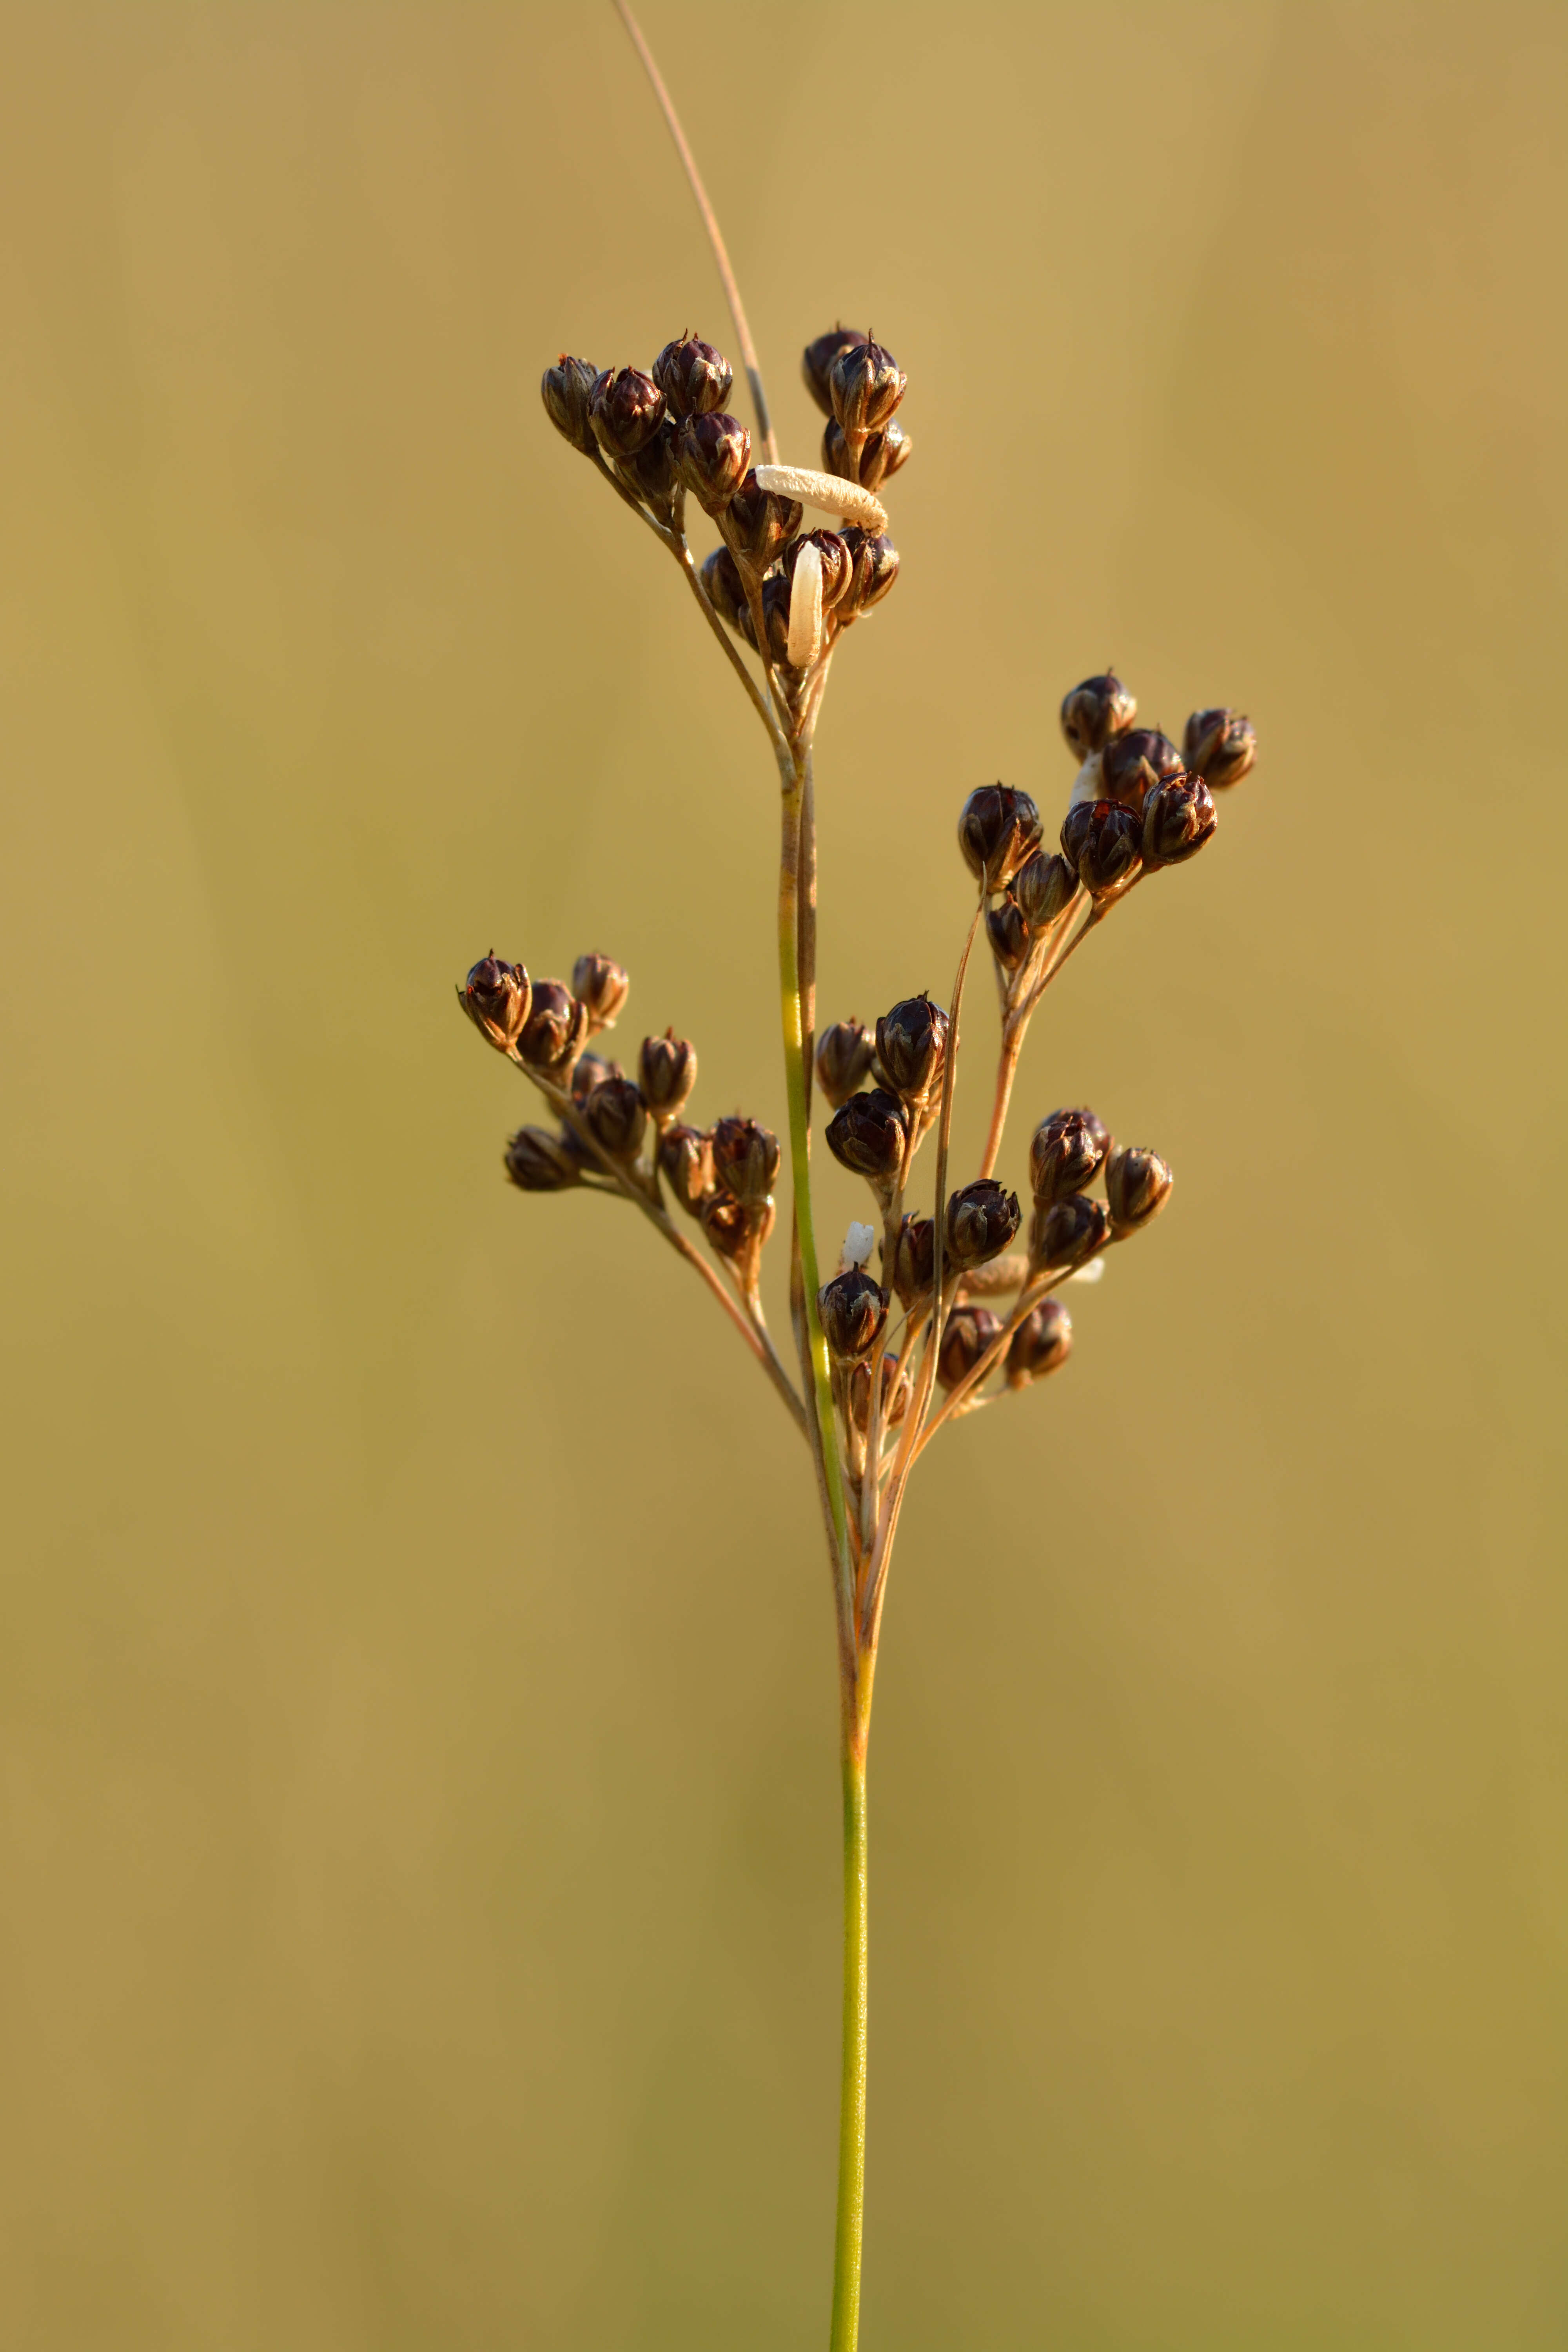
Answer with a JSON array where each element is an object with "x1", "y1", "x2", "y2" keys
[
  {"x1": 583, "y1": 1076, "x2": 647, "y2": 1161},
  {"x1": 1063, "y1": 800, "x2": 1142, "y2": 898},
  {"x1": 700, "y1": 545, "x2": 751, "y2": 634},
  {"x1": 461, "y1": 955, "x2": 530, "y2": 1051},
  {"x1": 540, "y1": 356, "x2": 599, "y2": 456},
  {"x1": 875, "y1": 995, "x2": 949, "y2": 1105},
  {"x1": 569, "y1": 1051, "x2": 622, "y2": 1107},
  {"x1": 677, "y1": 411, "x2": 751, "y2": 514},
  {"x1": 519, "y1": 980, "x2": 590, "y2": 1074},
  {"x1": 986, "y1": 894, "x2": 1031, "y2": 971},
  {"x1": 652, "y1": 333, "x2": 733, "y2": 417},
  {"x1": 1060, "y1": 672, "x2": 1137, "y2": 760},
  {"x1": 936, "y1": 1304, "x2": 1004, "y2": 1391},
  {"x1": 710, "y1": 1114, "x2": 781, "y2": 1207},
  {"x1": 1029, "y1": 1109, "x2": 1109, "y2": 1202},
  {"x1": 504, "y1": 1125, "x2": 583, "y2": 1192},
  {"x1": 571, "y1": 953, "x2": 629, "y2": 1032},
  {"x1": 817, "y1": 1268, "x2": 889, "y2": 1363},
  {"x1": 720, "y1": 470, "x2": 803, "y2": 573},
  {"x1": 960, "y1": 784, "x2": 1043, "y2": 890},
  {"x1": 816, "y1": 1019, "x2": 875, "y2": 1109},
  {"x1": 757, "y1": 572, "x2": 793, "y2": 666},
  {"x1": 802, "y1": 327, "x2": 868, "y2": 416},
  {"x1": 1143, "y1": 774, "x2": 1217, "y2": 867},
  {"x1": 1105, "y1": 1146, "x2": 1173, "y2": 1233},
  {"x1": 829, "y1": 337, "x2": 907, "y2": 435},
  {"x1": 1029, "y1": 1191, "x2": 1110, "y2": 1272},
  {"x1": 837, "y1": 527, "x2": 899, "y2": 620},
  {"x1": 888, "y1": 1212, "x2": 936, "y2": 1307},
  {"x1": 1013, "y1": 850, "x2": 1079, "y2": 929},
  {"x1": 780, "y1": 528, "x2": 854, "y2": 614},
  {"x1": 659, "y1": 1123, "x2": 715, "y2": 1215},
  {"x1": 702, "y1": 1189, "x2": 775, "y2": 1263},
  {"x1": 823, "y1": 417, "x2": 912, "y2": 491},
  {"x1": 944, "y1": 1179, "x2": 1023, "y2": 1269},
  {"x1": 1101, "y1": 728, "x2": 1185, "y2": 814},
  {"x1": 624, "y1": 417, "x2": 681, "y2": 512},
  {"x1": 638, "y1": 1029, "x2": 697, "y2": 1118},
  {"x1": 848, "y1": 1349, "x2": 911, "y2": 1432},
  {"x1": 825, "y1": 1087, "x2": 908, "y2": 1183},
  {"x1": 587, "y1": 365, "x2": 665, "y2": 460},
  {"x1": 1183, "y1": 708, "x2": 1258, "y2": 790},
  {"x1": 1005, "y1": 1298, "x2": 1073, "y2": 1387}
]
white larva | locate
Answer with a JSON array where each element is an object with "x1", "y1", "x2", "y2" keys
[
  {"x1": 842, "y1": 1221, "x2": 877, "y2": 1269},
  {"x1": 753, "y1": 463, "x2": 889, "y2": 535},
  {"x1": 787, "y1": 540, "x2": 824, "y2": 669}
]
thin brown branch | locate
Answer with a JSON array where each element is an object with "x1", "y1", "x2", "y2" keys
[{"x1": 612, "y1": 0, "x2": 779, "y2": 464}]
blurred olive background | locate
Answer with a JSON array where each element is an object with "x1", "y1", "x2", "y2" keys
[{"x1": 2, "y1": 2, "x2": 1564, "y2": 2345}]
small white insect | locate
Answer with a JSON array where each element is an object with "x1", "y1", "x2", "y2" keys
[
  {"x1": 842, "y1": 1221, "x2": 877, "y2": 1269},
  {"x1": 787, "y1": 540, "x2": 824, "y2": 669},
  {"x1": 1067, "y1": 751, "x2": 1104, "y2": 813},
  {"x1": 1069, "y1": 1254, "x2": 1106, "y2": 1285},
  {"x1": 753, "y1": 463, "x2": 889, "y2": 535}
]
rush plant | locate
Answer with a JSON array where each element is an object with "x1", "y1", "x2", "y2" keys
[{"x1": 457, "y1": 12, "x2": 1258, "y2": 2344}]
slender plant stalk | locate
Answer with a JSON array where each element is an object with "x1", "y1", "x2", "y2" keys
[{"x1": 831, "y1": 1743, "x2": 869, "y2": 2352}]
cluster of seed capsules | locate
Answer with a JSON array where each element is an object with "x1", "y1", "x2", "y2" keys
[
  {"x1": 459, "y1": 947, "x2": 786, "y2": 1302},
  {"x1": 805, "y1": 665, "x2": 1258, "y2": 1433},
  {"x1": 540, "y1": 326, "x2": 907, "y2": 679}
]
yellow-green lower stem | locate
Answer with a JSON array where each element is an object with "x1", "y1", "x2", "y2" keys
[{"x1": 831, "y1": 1736, "x2": 869, "y2": 2352}]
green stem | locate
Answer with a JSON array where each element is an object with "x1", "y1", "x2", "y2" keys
[
  {"x1": 831, "y1": 1739, "x2": 869, "y2": 2352},
  {"x1": 778, "y1": 756, "x2": 852, "y2": 1626}
]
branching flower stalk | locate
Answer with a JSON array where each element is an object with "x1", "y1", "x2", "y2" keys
[{"x1": 457, "y1": 18, "x2": 1259, "y2": 2345}]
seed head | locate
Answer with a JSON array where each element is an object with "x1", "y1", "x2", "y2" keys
[
  {"x1": 848, "y1": 1350, "x2": 911, "y2": 1433},
  {"x1": 959, "y1": 784, "x2": 1043, "y2": 891},
  {"x1": 817, "y1": 1268, "x2": 890, "y2": 1363},
  {"x1": 720, "y1": 470, "x2": 804, "y2": 574},
  {"x1": 677, "y1": 411, "x2": 751, "y2": 514},
  {"x1": 1143, "y1": 774, "x2": 1217, "y2": 867},
  {"x1": 503, "y1": 1126, "x2": 582, "y2": 1192},
  {"x1": 588, "y1": 365, "x2": 665, "y2": 460},
  {"x1": 1060, "y1": 672, "x2": 1137, "y2": 760},
  {"x1": 541, "y1": 356, "x2": 599, "y2": 456},
  {"x1": 816, "y1": 1019, "x2": 875, "y2": 1109},
  {"x1": 702, "y1": 1189, "x2": 775, "y2": 1266},
  {"x1": 710, "y1": 1114, "x2": 781, "y2": 1207},
  {"x1": 825, "y1": 417, "x2": 912, "y2": 492},
  {"x1": 1101, "y1": 727, "x2": 1185, "y2": 815},
  {"x1": 985, "y1": 893, "x2": 1030, "y2": 971},
  {"x1": 461, "y1": 955, "x2": 530, "y2": 1051},
  {"x1": 658, "y1": 1122, "x2": 714, "y2": 1215},
  {"x1": 518, "y1": 979, "x2": 590, "y2": 1075},
  {"x1": 1013, "y1": 849, "x2": 1080, "y2": 929},
  {"x1": 571, "y1": 953, "x2": 629, "y2": 1033},
  {"x1": 1029, "y1": 1190, "x2": 1111, "y2": 1272},
  {"x1": 837, "y1": 527, "x2": 900, "y2": 621},
  {"x1": 944, "y1": 1178, "x2": 1023, "y2": 1269},
  {"x1": 1062, "y1": 799, "x2": 1142, "y2": 898},
  {"x1": 888, "y1": 1213, "x2": 936, "y2": 1307},
  {"x1": 936, "y1": 1304, "x2": 1004, "y2": 1391},
  {"x1": 700, "y1": 545, "x2": 751, "y2": 634},
  {"x1": 652, "y1": 332, "x2": 733, "y2": 417},
  {"x1": 583, "y1": 1075, "x2": 647, "y2": 1162},
  {"x1": 1029, "y1": 1108, "x2": 1110, "y2": 1202},
  {"x1": 1005, "y1": 1298, "x2": 1073, "y2": 1387},
  {"x1": 1105, "y1": 1146, "x2": 1173, "y2": 1233},
  {"x1": 829, "y1": 336, "x2": 907, "y2": 436},
  {"x1": 875, "y1": 995, "x2": 949, "y2": 1106},
  {"x1": 569, "y1": 1051, "x2": 622, "y2": 1106},
  {"x1": 625, "y1": 417, "x2": 681, "y2": 512},
  {"x1": 1184, "y1": 708, "x2": 1258, "y2": 791},
  {"x1": 802, "y1": 327, "x2": 868, "y2": 417},
  {"x1": 825, "y1": 1088, "x2": 908, "y2": 1184},
  {"x1": 638, "y1": 1029, "x2": 697, "y2": 1119}
]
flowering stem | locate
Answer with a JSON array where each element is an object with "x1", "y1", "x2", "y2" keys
[{"x1": 831, "y1": 1734, "x2": 870, "y2": 2352}]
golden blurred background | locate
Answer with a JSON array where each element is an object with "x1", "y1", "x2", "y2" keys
[{"x1": 2, "y1": 3, "x2": 1564, "y2": 2344}]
